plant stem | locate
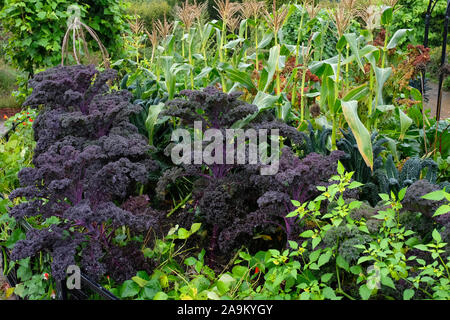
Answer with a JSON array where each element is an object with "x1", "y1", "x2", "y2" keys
[
  {"x1": 181, "y1": 37, "x2": 188, "y2": 90},
  {"x1": 335, "y1": 50, "x2": 342, "y2": 101},
  {"x1": 291, "y1": 9, "x2": 305, "y2": 109},
  {"x1": 188, "y1": 41, "x2": 194, "y2": 89},
  {"x1": 331, "y1": 50, "x2": 342, "y2": 150},
  {"x1": 381, "y1": 28, "x2": 389, "y2": 69},
  {"x1": 244, "y1": 21, "x2": 248, "y2": 62},
  {"x1": 299, "y1": 65, "x2": 307, "y2": 123},
  {"x1": 275, "y1": 34, "x2": 280, "y2": 92},
  {"x1": 367, "y1": 67, "x2": 374, "y2": 128},
  {"x1": 219, "y1": 22, "x2": 227, "y2": 92},
  {"x1": 255, "y1": 22, "x2": 259, "y2": 71},
  {"x1": 438, "y1": 254, "x2": 450, "y2": 278},
  {"x1": 337, "y1": 288, "x2": 356, "y2": 300},
  {"x1": 345, "y1": 44, "x2": 350, "y2": 91},
  {"x1": 151, "y1": 46, "x2": 155, "y2": 65},
  {"x1": 167, "y1": 192, "x2": 192, "y2": 217}
]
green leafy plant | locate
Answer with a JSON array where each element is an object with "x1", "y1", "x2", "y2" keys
[
  {"x1": 0, "y1": 0, "x2": 129, "y2": 75},
  {"x1": 0, "y1": 108, "x2": 37, "y2": 196},
  {"x1": 127, "y1": 0, "x2": 172, "y2": 29}
]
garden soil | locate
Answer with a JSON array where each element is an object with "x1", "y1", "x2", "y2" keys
[{"x1": 425, "y1": 81, "x2": 450, "y2": 120}]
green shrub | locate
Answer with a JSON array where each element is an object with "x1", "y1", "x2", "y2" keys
[
  {"x1": 0, "y1": 66, "x2": 15, "y2": 93},
  {"x1": 127, "y1": 0, "x2": 172, "y2": 28},
  {"x1": 0, "y1": 0, "x2": 129, "y2": 76},
  {"x1": 0, "y1": 61, "x2": 19, "y2": 109},
  {"x1": 392, "y1": 0, "x2": 447, "y2": 47},
  {"x1": 0, "y1": 93, "x2": 19, "y2": 109},
  {"x1": 444, "y1": 77, "x2": 450, "y2": 91},
  {"x1": 428, "y1": 45, "x2": 450, "y2": 90},
  {"x1": 264, "y1": 0, "x2": 290, "y2": 7}
]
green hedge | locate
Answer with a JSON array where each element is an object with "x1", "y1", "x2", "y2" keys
[
  {"x1": 392, "y1": 0, "x2": 447, "y2": 48},
  {"x1": 429, "y1": 45, "x2": 450, "y2": 90},
  {"x1": 0, "y1": 0, "x2": 130, "y2": 76},
  {"x1": 127, "y1": 0, "x2": 172, "y2": 28}
]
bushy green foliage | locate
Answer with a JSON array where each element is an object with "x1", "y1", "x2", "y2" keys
[
  {"x1": 0, "y1": 61, "x2": 19, "y2": 108},
  {"x1": 1, "y1": 0, "x2": 449, "y2": 302},
  {"x1": 428, "y1": 45, "x2": 450, "y2": 90},
  {"x1": 263, "y1": 0, "x2": 290, "y2": 7},
  {"x1": 0, "y1": 108, "x2": 37, "y2": 195},
  {"x1": 127, "y1": 0, "x2": 172, "y2": 28},
  {"x1": 113, "y1": 167, "x2": 450, "y2": 300},
  {"x1": 0, "y1": 65, "x2": 16, "y2": 93},
  {"x1": 392, "y1": 0, "x2": 447, "y2": 47},
  {"x1": 282, "y1": 9, "x2": 339, "y2": 60},
  {"x1": 0, "y1": 0, "x2": 129, "y2": 75}
]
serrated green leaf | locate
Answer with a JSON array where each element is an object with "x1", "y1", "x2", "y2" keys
[
  {"x1": 309, "y1": 250, "x2": 321, "y2": 262},
  {"x1": 433, "y1": 205, "x2": 450, "y2": 217},
  {"x1": 132, "y1": 276, "x2": 148, "y2": 288},
  {"x1": 321, "y1": 273, "x2": 333, "y2": 283},
  {"x1": 317, "y1": 250, "x2": 332, "y2": 267},
  {"x1": 286, "y1": 211, "x2": 298, "y2": 218},
  {"x1": 381, "y1": 275, "x2": 395, "y2": 289},
  {"x1": 403, "y1": 289, "x2": 414, "y2": 300},
  {"x1": 336, "y1": 255, "x2": 350, "y2": 271},
  {"x1": 288, "y1": 240, "x2": 298, "y2": 250},
  {"x1": 120, "y1": 280, "x2": 140, "y2": 298},
  {"x1": 300, "y1": 230, "x2": 315, "y2": 238},
  {"x1": 178, "y1": 228, "x2": 190, "y2": 239},
  {"x1": 312, "y1": 236, "x2": 321, "y2": 249},
  {"x1": 359, "y1": 284, "x2": 372, "y2": 300},
  {"x1": 348, "y1": 181, "x2": 364, "y2": 189},
  {"x1": 432, "y1": 229, "x2": 442, "y2": 243},
  {"x1": 350, "y1": 265, "x2": 362, "y2": 275},
  {"x1": 322, "y1": 286, "x2": 338, "y2": 300},
  {"x1": 153, "y1": 292, "x2": 168, "y2": 300},
  {"x1": 184, "y1": 257, "x2": 197, "y2": 266},
  {"x1": 190, "y1": 223, "x2": 202, "y2": 234},
  {"x1": 422, "y1": 190, "x2": 445, "y2": 201}
]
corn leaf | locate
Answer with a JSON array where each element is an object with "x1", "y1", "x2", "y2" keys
[{"x1": 341, "y1": 100, "x2": 374, "y2": 170}]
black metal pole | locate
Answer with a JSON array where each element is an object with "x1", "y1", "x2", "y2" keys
[
  {"x1": 55, "y1": 280, "x2": 68, "y2": 300},
  {"x1": 436, "y1": 0, "x2": 450, "y2": 121},
  {"x1": 424, "y1": 0, "x2": 438, "y2": 47},
  {"x1": 421, "y1": 0, "x2": 438, "y2": 104}
]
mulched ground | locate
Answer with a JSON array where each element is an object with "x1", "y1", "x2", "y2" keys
[{"x1": 425, "y1": 81, "x2": 450, "y2": 120}]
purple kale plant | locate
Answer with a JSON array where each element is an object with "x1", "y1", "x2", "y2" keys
[
  {"x1": 402, "y1": 179, "x2": 448, "y2": 225},
  {"x1": 156, "y1": 87, "x2": 347, "y2": 263},
  {"x1": 221, "y1": 147, "x2": 347, "y2": 251},
  {"x1": 8, "y1": 65, "x2": 158, "y2": 281}
]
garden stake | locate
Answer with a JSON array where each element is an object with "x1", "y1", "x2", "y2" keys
[
  {"x1": 419, "y1": 0, "x2": 439, "y2": 128},
  {"x1": 423, "y1": 0, "x2": 439, "y2": 48},
  {"x1": 436, "y1": 0, "x2": 450, "y2": 123}
]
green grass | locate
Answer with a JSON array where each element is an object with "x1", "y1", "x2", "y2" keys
[
  {"x1": 126, "y1": 0, "x2": 172, "y2": 28},
  {"x1": 0, "y1": 60, "x2": 20, "y2": 109}
]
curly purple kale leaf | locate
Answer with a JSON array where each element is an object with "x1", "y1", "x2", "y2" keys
[{"x1": 10, "y1": 65, "x2": 159, "y2": 281}]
